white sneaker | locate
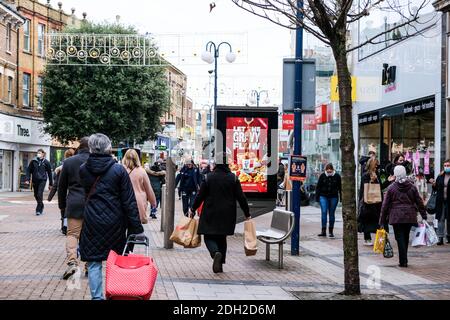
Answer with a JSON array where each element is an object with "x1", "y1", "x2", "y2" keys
[{"x1": 364, "y1": 240, "x2": 373, "y2": 246}]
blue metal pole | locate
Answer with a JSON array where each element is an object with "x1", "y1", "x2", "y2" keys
[
  {"x1": 257, "y1": 92, "x2": 260, "y2": 107},
  {"x1": 291, "y1": 0, "x2": 303, "y2": 256},
  {"x1": 214, "y1": 50, "x2": 218, "y2": 110}
]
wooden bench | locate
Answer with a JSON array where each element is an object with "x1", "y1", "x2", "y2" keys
[{"x1": 256, "y1": 209, "x2": 295, "y2": 269}]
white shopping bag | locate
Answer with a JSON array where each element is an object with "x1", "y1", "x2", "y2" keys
[
  {"x1": 411, "y1": 223, "x2": 427, "y2": 247},
  {"x1": 433, "y1": 218, "x2": 438, "y2": 229},
  {"x1": 424, "y1": 221, "x2": 439, "y2": 246}
]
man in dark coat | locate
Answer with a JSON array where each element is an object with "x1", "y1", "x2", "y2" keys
[
  {"x1": 191, "y1": 160, "x2": 251, "y2": 273},
  {"x1": 432, "y1": 159, "x2": 450, "y2": 245},
  {"x1": 58, "y1": 137, "x2": 90, "y2": 280},
  {"x1": 146, "y1": 162, "x2": 166, "y2": 219},
  {"x1": 79, "y1": 133, "x2": 143, "y2": 300},
  {"x1": 176, "y1": 160, "x2": 201, "y2": 216},
  {"x1": 25, "y1": 149, "x2": 53, "y2": 215}
]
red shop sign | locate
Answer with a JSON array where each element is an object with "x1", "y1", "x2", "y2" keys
[
  {"x1": 282, "y1": 113, "x2": 295, "y2": 130},
  {"x1": 315, "y1": 104, "x2": 328, "y2": 124},
  {"x1": 303, "y1": 114, "x2": 317, "y2": 130}
]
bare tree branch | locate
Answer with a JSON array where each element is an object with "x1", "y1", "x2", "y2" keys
[{"x1": 232, "y1": 0, "x2": 438, "y2": 55}]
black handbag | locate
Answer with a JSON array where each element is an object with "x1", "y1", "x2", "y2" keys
[
  {"x1": 383, "y1": 237, "x2": 394, "y2": 258},
  {"x1": 426, "y1": 191, "x2": 437, "y2": 215}
]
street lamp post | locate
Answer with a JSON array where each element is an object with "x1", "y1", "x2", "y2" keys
[
  {"x1": 201, "y1": 41, "x2": 236, "y2": 110},
  {"x1": 202, "y1": 104, "x2": 214, "y2": 158},
  {"x1": 249, "y1": 89, "x2": 270, "y2": 107}
]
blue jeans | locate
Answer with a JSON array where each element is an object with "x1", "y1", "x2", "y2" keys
[
  {"x1": 319, "y1": 196, "x2": 338, "y2": 229},
  {"x1": 87, "y1": 261, "x2": 104, "y2": 300},
  {"x1": 151, "y1": 199, "x2": 160, "y2": 216}
]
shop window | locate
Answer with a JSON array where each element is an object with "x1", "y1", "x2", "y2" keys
[
  {"x1": 402, "y1": 112, "x2": 435, "y2": 176},
  {"x1": 385, "y1": 114, "x2": 404, "y2": 161},
  {"x1": 359, "y1": 122, "x2": 380, "y2": 158}
]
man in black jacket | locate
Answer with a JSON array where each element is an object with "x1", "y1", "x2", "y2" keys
[
  {"x1": 176, "y1": 160, "x2": 201, "y2": 216},
  {"x1": 58, "y1": 137, "x2": 90, "y2": 280},
  {"x1": 25, "y1": 149, "x2": 53, "y2": 216}
]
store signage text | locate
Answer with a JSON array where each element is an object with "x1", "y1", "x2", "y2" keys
[
  {"x1": 17, "y1": 124, "x2": 30, "y2": 137},
  {"x1": 358, "y1": 112, "x2": 379, "y2": 125},
  {"x1": 403, "y1": 98, "x2": 435, "y2": 115},
  {"x1": 282, "y1": 114, "x2": 294, "y2": 130},
  {"x1": 303, "y1": 114, "x2": 317, "y2": 130}
]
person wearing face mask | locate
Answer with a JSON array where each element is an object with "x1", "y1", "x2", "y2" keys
[
  {"x1": 175, "y1": 160, "x2": 201, "y2": 216},
  {"x1": 315, "y1": 163, "x2": 342, "y2": 238},
  {"x1": 432, "y1": 159, "x2": 450, "y2": 245},
  {"x1": 383, "y1": 154, "x2": 411, "y2": 191},
  {"x1": 379, "y1": 165, "x2": 427, "y2": 267},
  {"x1": 358, "y1": 158, "x2": 386, "y2": 245},
  {"x1": 25, "y1": 149, "x2": 53, "y2": 216}
]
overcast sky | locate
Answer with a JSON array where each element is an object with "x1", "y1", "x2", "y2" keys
[{"x1": 45, "y1": 0, "x2": 323, "y2": 107}]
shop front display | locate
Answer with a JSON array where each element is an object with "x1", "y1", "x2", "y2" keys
[
  {"x1": 358, "y1": 96, "x2": 436, "y2": 190},
  {"x1": 0, "y1": 113, "x2": 52, "y2": 192}
]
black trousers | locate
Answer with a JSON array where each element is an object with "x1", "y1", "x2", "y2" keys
[
  {"x1": 393, "y1": 224, "x2": 413, "y2": 265},
  {"x1": 204, "y1": 235, "x2": 227, "y2": 264},
  {"x1": 33, "y1": 180, "x2": 46, "y2": 213}
]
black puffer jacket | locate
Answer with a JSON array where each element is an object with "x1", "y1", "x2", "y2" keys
[
  {"x1": 315, "y1": 172, "x2": 342, "y2": 201},
  {"x1": 79, "y1": 153, "x2": 143, "y2": 262}
]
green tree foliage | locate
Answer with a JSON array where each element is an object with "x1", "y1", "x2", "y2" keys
[{"x1": 42, "y1": 22, "x2": 170, "y2": 144}]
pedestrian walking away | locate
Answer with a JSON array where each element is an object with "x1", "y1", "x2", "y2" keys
[
  {"x1": 146, "y1": 162, "x2": 166, "y2": 219},
  {"x1": 79, "y1": 133, "x2": 144, "y2": 300},
  {"x1": 191, "y1": 154, "x2": 251, "y2": 273},
  {"x1": 379, "y1": 165, "x2": 427, "y2": 268},
  {"x1": 315, "y1": 163, "x2": 341, "y2": 238},
  {"x1": 432, "y1": 159, "x2": 450, "y2": 245},
  {"x1": 50, "y1": 148, "x2": 75, "y2": 235},
  {"x1": 359, "y1": 150, "x2": 376, "y2": 179},
  {"x1": 58, "y1": 138, "x2": 90, "y2": 280},
  {"x1": 358, "y1": 158, "x2": 386, "y2": 245},
  {"x1": 123, "y1": 149, "x2": 157, "y2": 224},
  {"x1": 176, "y1": 160, "x2": 201, "y2": 216},
  {"x1": 25, "y1": 149, "x2": 53, "y2": 216}
]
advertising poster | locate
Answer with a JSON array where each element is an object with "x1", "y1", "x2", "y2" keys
[
  {"x1": 226, "y1": 117, "x2": 268, "y2": 193},
  {"x1": 289, "y1": 155, "x2": 307, "y2": 181}
]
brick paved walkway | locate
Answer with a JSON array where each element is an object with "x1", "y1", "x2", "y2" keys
[{"x1": 0, "y1": 191, "x2": 449, "y2": 300}]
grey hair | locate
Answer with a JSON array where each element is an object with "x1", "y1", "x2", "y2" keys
[{"x1": 88, "y1": 133, "x2": 112, "y2": 154}]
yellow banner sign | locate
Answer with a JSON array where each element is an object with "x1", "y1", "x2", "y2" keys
[{"x1": 331, "y1": 75, "x2": 357, "y2": 102}]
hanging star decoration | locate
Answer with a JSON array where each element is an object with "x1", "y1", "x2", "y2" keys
[{"x1": 209, "y1": 2, "x2": 216, "y2": 12}]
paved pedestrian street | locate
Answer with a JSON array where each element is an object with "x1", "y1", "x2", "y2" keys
[{"x1": 1, "y1": 191, "x2": 450, "y2": 300}]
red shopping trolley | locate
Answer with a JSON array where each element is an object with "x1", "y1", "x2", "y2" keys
[{"x1": 105, "y1": 234, "x2": 158, "y2": 300}]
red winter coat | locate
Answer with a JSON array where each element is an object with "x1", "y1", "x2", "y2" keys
[{"x1": 379, "y1": 180, "x2": 427, "y2": 225}]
